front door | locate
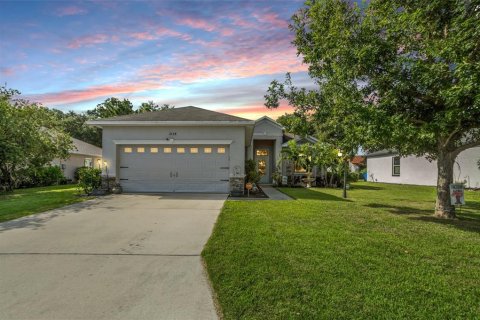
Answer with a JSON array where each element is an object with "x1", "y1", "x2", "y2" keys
[{"x1": 254, "y1": 146, "x2": 272, "y2": 184}]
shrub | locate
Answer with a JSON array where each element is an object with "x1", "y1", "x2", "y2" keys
[
  {"x1": 77, "y1": 167, "x2": 102, "y2": 195},
  {"x1": 18, "y1": 165, "x2": 66, "y2": 187},
  {"x1": 245, "y1": 159, "x2": 262, "y2": 184},
  {"x1": 348, "y1": 171, "x2": 360, "y2": 182}
]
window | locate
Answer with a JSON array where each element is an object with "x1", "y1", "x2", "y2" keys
[
  {"x1": 177, "y1": 147, "x2": 185, "y2": 153},
  {"x1": 392, "y1": 156, "x2": 401, "y2": 176},
  {"x1": 164, "y1": 147, "x2": 172, "y2": 153},
  {"x1": 256, "y1": 149, "x2": 268, "y2": 156},
  {"x1": 124, "y1": 147, "x2": 132, "y2": 153},
  {"x1": 137, "y1": 147, "x2": 145, "y2": 153},
  {"x1": 150, "y1": 147, "x2": 158, "y2": 153},
  {"x1": 190, "y1": 147, "x2": 198, "y2": 154},
  {"x1": 84, "y1": 158, "x2": 92, "y2": 167},
  {"x1": 204, "y1": 147, "x2": 212, "y2": 153},
  {"x1": 217, "y1": 147, "x2": 226, "y2": 154}
]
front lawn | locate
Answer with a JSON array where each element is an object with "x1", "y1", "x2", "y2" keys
[
  {"x1": 0, "y1": 185, "x2": 88, "y2": 223},
  {"x1": 203, "y1": 182, "x2": 480, "y2": 319}
]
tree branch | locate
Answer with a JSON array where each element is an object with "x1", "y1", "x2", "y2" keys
[
  {"x1": 443, "y1": 119, "x2": 462, "y2": 149},
  {"x1": 453, "y1": 140, "x2": 480, "y2": 156}
]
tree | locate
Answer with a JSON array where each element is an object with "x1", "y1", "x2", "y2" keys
[
  {"x1": 0, "y1": 87, "x2": 72, "y2": 191},
  {"x1": 277, "y1": 112, "x2": 315, "y2": 137},
  {"x1": 265, "y1": 0, "x2": 480, "y2": 218},
  {"x1": 137, "y1": 101, "x2": 174, "y2": 113},
  {"x1": 87, "y1": 97, "x2": 134, "y2": 118}
]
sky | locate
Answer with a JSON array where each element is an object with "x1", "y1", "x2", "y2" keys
[{"x1": 0, "y1": 0, "x2": 312, "y2": 120}]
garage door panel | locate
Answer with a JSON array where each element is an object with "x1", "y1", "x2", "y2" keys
[{"x1": 118, "y1": 145, "x2": 229, "y2": 193}]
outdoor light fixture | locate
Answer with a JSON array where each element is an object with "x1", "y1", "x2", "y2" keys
[
  {"x1": 96, "y1": 159, "x2": 102, "y2": 168},
  {"x1": 338, "y1": 152, "x2": 343, "y2": 157}
]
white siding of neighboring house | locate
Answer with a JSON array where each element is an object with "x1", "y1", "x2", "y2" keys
[
  {"x1": 367, "y1": 146, "x2": 480, "y2": 188},
  {"x1": 101, "y1": 126, "x2": 246, "y2": 179},
  {"x1": 52, "y1": 154, "x2": 102, "y2": 181}
]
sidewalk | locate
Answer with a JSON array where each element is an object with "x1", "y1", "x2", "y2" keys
[{"x1": 260, "y1": 186, "x2": 293, "y2": 200}]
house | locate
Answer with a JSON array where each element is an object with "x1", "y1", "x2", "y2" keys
[
  {"x1": 52, "y1": 138, "x2": 103, "y2": 181},
  {"x1": 366, "y1": 148, "x2": 480, "y2": 189},
  {"x1": 349, "y1": 155, "x2": 366, "y2": 172},
  {"x1": 87, "y1": 106, "x2": 317, "y2": 193}
]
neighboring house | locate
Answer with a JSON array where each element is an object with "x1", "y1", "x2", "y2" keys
[
  {"x1": 88, "y1": 107, "x2": 318, "y2": 193},
  {"x1": 349, "y1": 155, "x2": 366, "y2": 172},
  {"x1": 366, "y1": 148, "x2": 480, "y2": 189},
  {"x1": 52, "y1": 138, "x2": 103, "y2": 181}
]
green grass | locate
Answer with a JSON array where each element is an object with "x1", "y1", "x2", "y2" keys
[
  {"x1": 202, "y1": 182, "x2": 480, "y2": 319},
  {"x1": 0, "y1": 185, "x2": 88, "y2": 223}
]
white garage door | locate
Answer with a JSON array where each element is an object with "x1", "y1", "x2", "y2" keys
[{"x1": 119, "y1": 145, "x2": 229, "y2": 193}]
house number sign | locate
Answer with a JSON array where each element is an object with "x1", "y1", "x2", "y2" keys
[{"x1": 169, "y1": 132, "x2": 177, "y2": 136}]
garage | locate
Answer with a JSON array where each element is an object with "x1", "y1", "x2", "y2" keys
[{"x1": 119, "y1": 144, "x2": 230, "y2": 193}]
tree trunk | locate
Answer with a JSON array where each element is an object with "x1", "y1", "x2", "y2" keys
[{"x1": 434, "y1": 149, "x2": 456, "y2": 219}]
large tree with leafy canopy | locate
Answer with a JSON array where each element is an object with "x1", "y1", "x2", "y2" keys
[
  {"x1": 0, "y1": 87, "x2": 72, "y2": 191},
  {"x1": 87, "y1": 97, "x2": 134, "y2": 119},
  {"x1": 265, "y1": 0, "x2": 480, "y2": 218}
]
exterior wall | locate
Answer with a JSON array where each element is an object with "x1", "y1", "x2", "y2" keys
[
  {"x1": 249, "y1": 118, "x2": 283, "y2": 167},
  {"x1": 102, "y1": 126, "x2": 246, "y2": 181},
  {"x1": 367, "y1": 147, "x2": 480, "y2": 188},
  {"x1": 53, "y1": 154, "x2": 102, "y2": 181}
]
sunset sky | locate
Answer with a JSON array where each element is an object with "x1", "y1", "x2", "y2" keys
[{"x1": 0, "y1": 0, "x2": 311, "y2": 120}]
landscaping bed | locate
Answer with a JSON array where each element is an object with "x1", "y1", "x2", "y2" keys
[{"x1": 203, "y1": 182, "x2": 480, "y2": 319}]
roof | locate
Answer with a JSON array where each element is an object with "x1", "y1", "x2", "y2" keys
[
  {"x1": 365, "y1": 150, "x2": 398, "y2": 158},
  {"x1": 71, "y1": 138, "x2": 102, "y2": 157},
  {"x1": 350, "y1": 155, "x2": 366, "y2": 165},
  {"x1": 281, "y1": 133, "x2": 318, "y2": 147},
  {"x1": 95, "y1": 106, "x2": 250, "y2": 122},
  {"x1": 255, "y1": 116, "x2": 284, "y2": 130}
]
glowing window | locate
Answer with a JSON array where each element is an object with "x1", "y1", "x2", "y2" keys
[
  {"x1": 150, "y1": 147, "x2": 158, "y2": 153},
  {"x1": 124, "y1": 147, "x2": 132, "y2": 153},
  {"x1": 204, "y1": 147, "x2": 212, "y2": 153},
  {"x1": 177, "y1": 147, "x2": 185, "y2": 153},
  {"x1": 164, "y1": 147, "x2": 172, "y2": 153},
  {"x1": 217, "y1": 147, "x2": 226, "y2": 154},
  {"x1": 137, "y1": 147, "x2": 145, "y2": 153},
  {"x1": 190, "y1": 147, "x2": 198, "y2": 154},
  {"x1": 256, "y1": 149, "x2": 268, "y2": 156}
]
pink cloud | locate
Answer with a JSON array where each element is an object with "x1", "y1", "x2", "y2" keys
[
  {"x1": 252, "y1": 12, "x2": 288, "y2": 28},
  {"x1": 67, "y1": 33, "x2": 113, "y2": 49},
  {"x1": 1, "y1": 67, "x2": 14, "y2": 76},
  {"x1": 128, "y1": 32, "x2": 157, "y2": 41},
  {"x1": 28, "y1": 82, "x2": 163, "y2": 105},
  {"x1": 55, "y1": 6, "x2": 87, "y2": 17},
  {"x1": 177, "y1": 17, "x2": 216, "y2": 32}
]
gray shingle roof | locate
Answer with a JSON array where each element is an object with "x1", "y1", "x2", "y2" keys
[{"x1": 97, "y1": 106, "x2": 250, "y2": 122}]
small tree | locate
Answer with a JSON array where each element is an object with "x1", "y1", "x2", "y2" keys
[{"x1": 0, "y1": 87, "x2": 72, "y2": 191}]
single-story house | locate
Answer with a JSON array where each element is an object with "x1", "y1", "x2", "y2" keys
[
  {"x1": 366, "y1": 148, "x2": 480, "y2": 189},
  {"x1": 87, "y1": 107, "x2": 317, "y2": 193},
  {"x1": 52, "y1": 138, "x2": 103, "y2": 181},
  {"x1": 349, "y1": 155, "x2": 366, "y2": 172}
]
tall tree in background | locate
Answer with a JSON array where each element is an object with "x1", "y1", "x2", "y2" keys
[
  {"x1": 266, "y1": 0, "x2": 480, "y2": 218},
  {"x1": 87, "y1": 97, "x2": 134, "y2": 119},
  {"x1": 137, "y1": 101, "x2": 174, "y2": 113}
]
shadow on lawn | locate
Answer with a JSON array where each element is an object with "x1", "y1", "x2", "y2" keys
[
  {"x1": 365, "y1": 203, "x2": 432, "y2": 215},
  {"x1": 365, "y1": 203, "x2": 480, "y2": 234},
  {"x1": 351, "y1": 185, "x2": 384, "y2": 191},
  {"x1": 0, "y1": 199, "x2": 101, "y2": 233}
]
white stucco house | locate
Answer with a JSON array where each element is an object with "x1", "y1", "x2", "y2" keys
[
  {"x1": 366, "y1": 148, "x2": 480, "y2": 189},
  {"x1": 52, "y1": 138, "x2": 103, "y2": 181},
  {"x1": 88, "y1": 106, "x2": 315, "y2": 193}
]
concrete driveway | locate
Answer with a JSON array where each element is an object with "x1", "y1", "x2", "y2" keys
[{"x1": 0, "y1": 193, "x2": 226, "y2": 320}]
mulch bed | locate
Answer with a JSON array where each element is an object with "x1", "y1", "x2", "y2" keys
[{"x1": 229, "y1": 185, "x2": 269, "y2": 199}]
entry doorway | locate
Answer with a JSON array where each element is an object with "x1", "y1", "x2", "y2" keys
[{"x1": 254, "y1": 145, "x2": 273, "y2": 184}]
